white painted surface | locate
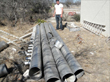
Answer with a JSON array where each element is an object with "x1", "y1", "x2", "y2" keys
[{"x1": 81, "y1": 0, "x2": 110, "y2": 37}]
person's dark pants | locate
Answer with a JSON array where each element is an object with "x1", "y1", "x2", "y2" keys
[{"x1": 55, "y1": 15, "x2": 63, "y2": 30}]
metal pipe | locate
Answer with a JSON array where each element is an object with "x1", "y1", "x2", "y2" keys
[
  {"x1": 1, "y1": 36, "x2": 19, "y2": 47},
  {"x1": 44, "y1": 23, "x2": 76, "y2": 82},
  {"x1": 19, "y1": 32, "x2": 32, "y2": 40},
  {"x1": 61, "y1": 46, "x2": 84, "y2": 79},
  {"x1": 44, "y1": 22, "x2": 52, "y2": 33},
  {"x1": 0, "y1": 30, "x2": 19, "y2": 38},
  {"x1": 0, "y1": 41, "x2": 9, "y2": 52},
  {"x1": 51, "y1": 46, "x2": 76, "y2": 81},
  {"x1": 25, "y1": 51, "x2": 32, "y2": 56},
  {"x1": 0, "y1": 29, "x2": 25, "y2": 41},
  {"x1": 0, "y1": 64, "x2": 8, "y2": 77},
  {"x1": 24, "y1": 61, "x2": 31, "y2": 65},
  {"x1": 29, "y1": 25, "x2": 42, "y2": 80},
  {"x1": 30, "y1": 25, "x2": 37, "y2": 42},
  {"x1": 40, "y1": 23, "x2": 61, "y2": 82},
  {"x1": 49, "y1": 23, "x2": 84, "y2": 79},
  {"x1": 44, "y1": 22, "x2": 53, "y2": 40}
]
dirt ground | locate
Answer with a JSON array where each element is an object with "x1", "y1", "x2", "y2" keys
[
  {"x1": 0, "y1": 23, "x2": 35, "y2": 82},
  {"x1": 52, "y1": 21, "x2": 110, "y2": 82},
  {"x1": 0, "y1": 20, "x2": 110, "y2": 82}
]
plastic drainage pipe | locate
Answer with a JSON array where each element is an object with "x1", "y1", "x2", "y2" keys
[
  {"x1": 49, "y1": 23, "x2": 84, "y2": 79},
  {"x1": 40, "y1": 23, "x2": 61, "y2": 82},
  {"x1": 0, "y1": 64, "x2": 8, "y2": 77},
  {"x1": 0, "y1": 41, "x2": 9, "y2": 52},
  {"x1": 29, "y1": 25, "x2": 42, "y2": 80}
]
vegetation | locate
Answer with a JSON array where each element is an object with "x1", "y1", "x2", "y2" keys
[
  {"x1": 0, "y1": 0, "x2": 52, "y2": 27},
  {"x1": 65, "y1": 0, "x2": 81, "y2": 7},
  {"x1": 73, "y1": 14, "x2": 80, "y2": 21},
  {"x1": 36, "y1": 19, "x2": 46, "y2": 24},
  {"x1": 62, "y1": 12, "x2": 69, "y2": 21}
]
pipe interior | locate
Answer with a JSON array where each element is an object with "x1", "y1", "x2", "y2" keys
[
  {"x1": 47, "y1": 78, "x2": 59, "y2": 82},
  {"x1": 74, "y1": 69, "x2": 84, "y2": 76},
  {"x1": 63, "y1": 73, "x2": 75, "y2": 81},
  {"x1": 29, "y1": 67, "x2": 40, "y2": 76}
]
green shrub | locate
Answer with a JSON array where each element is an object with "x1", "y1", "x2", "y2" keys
[
  {"x1": 36, "y1": 19, "x2": 46, "y2": 24},
  {"x1": 52, "y1": 3, "x2": 55, "y2": 7},
  {"x1": 62, "y1": 12, "x2": 69, "y2": 21},
  {"x1": 74, "y1": 14, "x2": 80, "y2": 21}
]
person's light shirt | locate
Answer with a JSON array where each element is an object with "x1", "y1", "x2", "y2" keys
[{"x1": 55, "y1": 3, "x2": 63, "y2": 15}]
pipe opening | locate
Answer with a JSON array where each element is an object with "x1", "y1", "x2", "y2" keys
[
  {"x1": 63, "y1": 73, "x2": 76, "y2": 81},
  {"x1": 29, "y1": 67, "x2": 40, "y2": 77},
  {"x1": 0, "y1": 64, "x2": 8, "y2": 77},
  {"x1": 74, "y1": 69, "x2": 84, "y2": 78},
  {"x1": 47, "y1": 78, "x2": 59, "y2": 82}
]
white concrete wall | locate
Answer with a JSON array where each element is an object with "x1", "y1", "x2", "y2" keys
[{"x1": 81, "y1": 0, "x2": 110, "y2": 37}]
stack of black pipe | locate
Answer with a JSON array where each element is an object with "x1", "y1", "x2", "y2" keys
[{"x1": 28, "y1": 23, "x2": 84, "y2": 82}]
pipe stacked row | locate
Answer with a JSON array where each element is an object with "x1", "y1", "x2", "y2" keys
[
  {"x1": 29, "y1": 25, "x2": 42, "y2": 80},
  {"x1": 49, "y1": 23, "x2": 84, "y2": 79},
  {"x1": 28, "y1": 23, "x2": 84, "y2": 82}
]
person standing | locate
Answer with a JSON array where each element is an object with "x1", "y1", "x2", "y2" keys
[{"x1": 53, "y1": 0, "x2": 63, "y2": 30}]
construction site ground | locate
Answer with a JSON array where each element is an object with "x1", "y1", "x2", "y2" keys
[
  {"x1": 52, "y1": 21, "x2": 110, "y2": 82},
  {"x1": 0, "y1": 20, "x2": 110, "y2": 82}
]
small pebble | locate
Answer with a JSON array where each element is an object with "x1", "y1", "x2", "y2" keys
[
  {"x1": 90, "y1": 52, "x2": 94, "y2": 55},
  {"x1": 71, "y1": 51, "x2": 74, "y2": 53}
]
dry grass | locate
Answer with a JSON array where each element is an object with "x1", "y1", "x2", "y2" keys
[
  {"x1": 52, "y1": 22, "x2": 110, "y2": 82},
  {"x1": 0, "y1": 21, "x2": 110, "y2": 82},
  {"x1": 0, "y1": 23, "x2": 36, "y2": 42}
]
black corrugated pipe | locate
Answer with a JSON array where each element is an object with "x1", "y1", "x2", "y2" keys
[
  {"x1": 0, "y1": 41, "x2": 9, "y2": 52},
  {"x1": 29, "y1": 25, "x2": 42, "y2": 80},
  {"x1": 0, "y1": 64, "x2": 8, "y2": 77},
  {"x1": 49, "y1": 23, "x2": 84, "y2": 79},
  {"x1": 44, "y1": 22, "x2": 76, "y2": 82},
  {"x1": 40, "y1": 23, "x2": 61, "y2": 82}
]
